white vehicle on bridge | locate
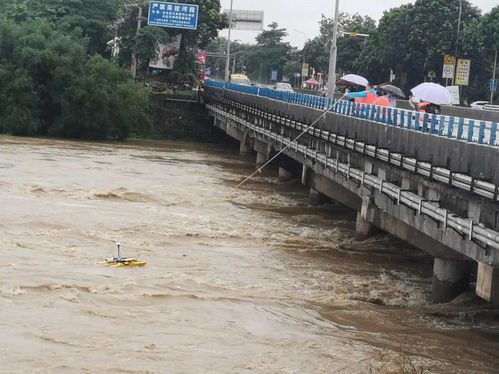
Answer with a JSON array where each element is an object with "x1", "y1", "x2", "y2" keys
[{"x1": 274, "y1": 82, "x2": 294, "y2": 93}]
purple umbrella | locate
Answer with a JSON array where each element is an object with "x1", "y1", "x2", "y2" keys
[
  {"x1": 410, "y1": 82, "x2": 451, "y2": 105},
  {"x1": 336, "y1": 74, "x2": 369, "y2": 87}
]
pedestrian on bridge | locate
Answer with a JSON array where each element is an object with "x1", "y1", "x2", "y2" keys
[{"x1": 346, "y1": 84, "x2": 378, "y2": 105}]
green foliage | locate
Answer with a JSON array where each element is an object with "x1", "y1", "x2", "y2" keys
[
  {"x1": 54, "y1": 55, "x2": 152, "y2": 140},
  {"x1": 0, "y1": 0, "x2": 122, "y2": 54},
  {"x1": 0, "y1": 18, "x2": 151, "y2": 140},
  {"x1": 243, "y1": 23, "x2": 294, "y2": 82},
  {"x1": 303, "y1": 13, "x2": 377, "y2": 78},
  {"x1": 373, "y1": 0, "x2": 480, "y2": 89},
  {"x1": 461, "y1": 6, "x2": 499, "y2": 101},
  {"x1": 118, "y1": 0, "x2": 227, "y2": 75}
]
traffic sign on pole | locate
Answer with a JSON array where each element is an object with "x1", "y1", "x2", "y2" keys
[
  {"x1": 148, "y1": 1, "x2": 199, "y2": 30},
  {"x1": 490, "y1": 79, "x2": 498, "y2": 93},
  {"x1": 442, "y1": 55, "x2": 455, "y2": 79},
  {"x1": 455, "y1": 59, "x2": 471, "y2": 86}
]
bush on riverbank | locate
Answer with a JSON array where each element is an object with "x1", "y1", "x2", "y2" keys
[
  {"x1": 151, "y1": 95, "x2": 215, "y2": 141},
  {"x1": 0, "y1": 18, "x2": 152, "y2": 140}
]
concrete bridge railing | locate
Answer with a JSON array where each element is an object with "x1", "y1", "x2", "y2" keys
[{"x1": 205, "y1": 80, "x2": 499, "y2": 146}]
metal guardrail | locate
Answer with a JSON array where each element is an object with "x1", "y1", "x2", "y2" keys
[
  {"x1": 224, "y1": 98, "x2": 499, "y2": 202},
  {"x1": 205, "y1": 80, "x2": 499, "y2": 146},
  {"x1": 207, "y1": 103, "x2": 499, "y2": 256}
]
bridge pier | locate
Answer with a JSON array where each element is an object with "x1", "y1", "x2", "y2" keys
[
  {"x1": 239, "y1": 142, "x2": 252, "y2": 154},
  {"x1": 355, "y1": 196, "x2": 380, "y2": 240},
  {"x1": 476, "y1": 263, "x2": 499, "y2": 305},
  {"x1": 256, "y1": 151, "x2": 268, "y2": 165},
  {"x1": 309, "y1": 188, "x2": 328, "y2": 206},
  {"x1": 431, "y1": 258, "x2": 470, "y2": 303}
]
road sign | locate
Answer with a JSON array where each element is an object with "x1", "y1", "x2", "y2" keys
[
  {"x1": 224, "y1": 9, "x2": 264, "y2": 31},
  {"x1": 271, "y1": 70, "x2": 278, "y2": 81},
  {"x1": 301, "y1": 63, "x2": 309, "y2": 78},
  {"x1": 442, "y1": 55, "x2": 455, "y2": 79},
  {"x1": 148, "y1": 1, "x2": 199, "y2": 30},
  {"x1": 446, "y1": 85, "x2": 460, "y2": 105},
  {"x1": 444, "y1": 55, "x2": 455, "y2": 65},
  {"x1": 490, "y1": 79, "x2": 498, "y2": 93},
  {"x1": 442, "y1": 64, "x2": 454, "y2": 79},
  {"x1": 455, "y1": 59, "x2": 471, "y2": 86}
]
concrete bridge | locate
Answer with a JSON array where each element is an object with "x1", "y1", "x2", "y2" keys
[{"x1": 202, "y1": 80, "x2": 499, "y2": 305}]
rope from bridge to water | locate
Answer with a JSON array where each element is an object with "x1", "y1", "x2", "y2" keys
[{"x1": 235, "y1": 93, "x2": 348, "y2": 189}]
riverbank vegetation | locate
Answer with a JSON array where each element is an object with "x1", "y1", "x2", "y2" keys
[{"x1": 0, "y1": 0, "x2": 226, "y2": 140}]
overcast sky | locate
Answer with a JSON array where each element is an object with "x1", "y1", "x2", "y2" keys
[{"x1": 219, "y1": 0, "x2": 497, "y2": 48}]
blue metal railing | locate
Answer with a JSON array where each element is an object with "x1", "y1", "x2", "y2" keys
[{"x1": 205, "y1": 79, "x2": 499, "y2": 146}]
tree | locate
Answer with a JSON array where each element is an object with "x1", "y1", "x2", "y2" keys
[
  {"x1": 117, "y1": 0, "x2": 228, "y2": 75},
  {"x1": 374, "y1": 0, "x2": 480, "y2": 89},
  {"x1": 0, "y1": 0, "x2": 122, "y2": 54},
  {"x1": 461, "y1": 6, "x2": 499, "y2": 101},
  {"x1": 244, "y1": 23, "x2": 293, "y2": 82},
  {"x1": 301, "y1": 13, "x2": 376, "y2": 82},
  {"x1": 0, "y1": 17, "x2": 151, "y2": 140}
]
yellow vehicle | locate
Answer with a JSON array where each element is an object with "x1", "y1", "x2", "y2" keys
[{"x1": 229, "y1": 74, "x2": 252, "y2": 86}]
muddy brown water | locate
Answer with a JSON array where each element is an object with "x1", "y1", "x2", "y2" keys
[{"x1": 0, "y1": 136, "x2": 498, "y2": 374}]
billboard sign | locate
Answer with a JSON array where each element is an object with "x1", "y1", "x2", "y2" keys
[
  {"x1": 224, "y1": 9, "x2": 264, "y2": 31},
  {"x1": 455, "y1": 59, "x2": 471, "y2": 86},
  {"x1": 197, "y1": 51, "x2": 207, "y2": 65},
  {"x1": 149, "y1": 34, "x2": 182, "y2": 70},
  {"x1": 148, "y1": 1, "x2": 199, "y2": 30}
]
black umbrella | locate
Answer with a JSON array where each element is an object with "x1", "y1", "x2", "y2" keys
[{"x1": 378, "y1": 84, "x2": 405, "y2": 99}]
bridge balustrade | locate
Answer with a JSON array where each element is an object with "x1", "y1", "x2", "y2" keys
[{"x1": 205, "y1": 80, "x2": 498, "y2": 146}]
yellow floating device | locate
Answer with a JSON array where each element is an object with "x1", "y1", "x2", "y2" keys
[
  {"x1": 99, "y1": 242, "x2": 146, "y2": 267},
  {"x1": 99, "y1": 258, "x2": 147, "y2": 267}
]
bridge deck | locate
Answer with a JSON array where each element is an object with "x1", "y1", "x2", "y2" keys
[{"x1": 205, "y1": 80, "x2": 499, "y2": 147}]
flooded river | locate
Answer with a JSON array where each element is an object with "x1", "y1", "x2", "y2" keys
[{"x1": 0, "y1": 135, "x2": 498, "y2": 373}]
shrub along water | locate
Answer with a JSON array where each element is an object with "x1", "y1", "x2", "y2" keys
[{"x1": 0, "y1": 18, "x2": 151, "y2": 140}]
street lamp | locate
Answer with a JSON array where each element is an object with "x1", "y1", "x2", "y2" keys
[
  {"x1": 293, "y1": 29, "x2": 307, "y2": 89},
  {"x1": 491, "y1": 49, "x2": 498, "y2": 104},
  {"x1": 224, "y1": 0, "x2": 234, "y2": 82},
  {"x1": 451, "y1": 0, "x2": 462, "y2": 86},
  {"x1": 326, "y1": 0, "x2": 340, "y2": 98}
]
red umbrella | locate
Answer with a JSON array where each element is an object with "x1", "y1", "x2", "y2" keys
[{"x1": 304, "y1": 77, "x2": 320, "y2": 86}]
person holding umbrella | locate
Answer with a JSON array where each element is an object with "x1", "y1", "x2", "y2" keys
[
  {"x1": 376, "y1": 84, "x2": 405, "y2": 107},
  {"x1": 336, "y1": 74, "x2": 378, "y2": 104},
  {"x1": 346, "y1": 83, "x2": 378, "y2": 104},
  {"x1": 410, "y1": 82, "x2": 451, "y2": 114}
]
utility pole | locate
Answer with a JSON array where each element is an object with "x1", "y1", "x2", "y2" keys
[
  {"x1": 224, "y1": 0, "x2": 234, "y2": 82},
  {"x1": 293, "y1": 29, "x2": 307, "y2": 89},
  {"x1": 491, "y1": 49, "x2": 498, "y2": 105},
  {"x1": 451, "y1": 0, "x2": 462, "y2": 86},
  {"x1": 326, "y1": 0, "x2": 340, "y2": 98},
  {"x1": 131, "y1": 4, "x2": 144, "y2": 78}
]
